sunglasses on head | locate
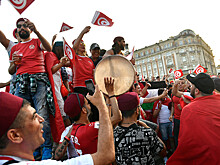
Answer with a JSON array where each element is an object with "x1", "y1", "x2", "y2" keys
[{"x1": 17, "y1": 24, "x2": 28, "y2": 28}]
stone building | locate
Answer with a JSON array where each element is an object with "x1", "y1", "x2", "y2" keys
[{"x1": 134, "y1": 29, "x2": 217, "y2": 80}]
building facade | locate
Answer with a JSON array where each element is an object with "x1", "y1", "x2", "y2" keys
[{"x1": 134, "y1": 29, "x2": 217, "y2": 80}]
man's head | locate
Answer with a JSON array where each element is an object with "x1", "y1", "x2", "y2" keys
[
  {"x1": 117, "y1": 92, "x2": 140, "y2": 119},
  {"x1": 132, "y1": 83, "x2": 141, "y2": 95},
  {"x1": 158, "y1": 89, "x2": 166, "y2": 101},
  {"x1": 0, "y1": 92, "x2": 44, "y2": 151},
  {"x1": 64, "y1": 93, "x2": 91, "y2": 121},
  {"x1": 187, "y1": 73, "x2": 214, "y2": 98},
  {"x1": 178, "y1": 78, "x2": 187, "y2": 91},
  {"x1": 72, "y1": 39, "x2": 85, "y2": 53},
  {"x1": 90, "y1": 43, "x2": 100, "y2": 59},
  {"x1": 16, "y1": 18, "x2": 31, "y2": 40},
  {"x1": 52, "y1": 41, "x2": 64, "y2": 60},
  {"x1": 212, "y1": 77, "x2": 220, "y2": 93},
  {"x1": 113, "y1": 36, "x2": 125, "y2": 51}
]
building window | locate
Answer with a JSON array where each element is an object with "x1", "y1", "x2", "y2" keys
[
  {"x1": 157, "y1": 47, "x2": 160, "y2": 51},
  {"x1": 145, "y1": 50, "x2": 149, "y2": 55},
  {"x1": 166, "y1": 52, "x2": 171, "y2": 56},
  {"x1": 158, "y1": 55, "x2": 161, "y2": 58},
  {"x1": 142, "y1": 59, "x2": 145, "y2": 63},
  {"x1": 140, "y1": 52, "x2": 144, "y2": 56},
  {"x1": 182, "y1": 56, "x2": 186, "y2": 62},
  {"x1": 188, "y1": 39, "x2": 191, "y2": 44},
  {"x1": 153, "y1": 57, "x2": 155, "y2": 60},
  {"x1": 179, "y1": 40, "x2": 183, "y2": 45},
  {"x1": 167, "y1": 43, "x2": 170, "y2": 48},
  {"x1": 154, "y1": 63, "x2": 157, "y2": 68},
  {"x1": 147, "y1": 58, "x2": 150, "y2": 62},
  {"x1": 191, "y1": 55, "x2": 195, "y2": 61},
  {"x1": 135, "y1": 54, "x2": 139, "y2": 58},
  {"x1": 189, "y1": 47, "x2": 192, "y2": 51},
  {"x1": 159, "y1": 62, "x2": 162, "y2": 67},
  {"x1": 167, "y1": 59, "x2": 172, "y2": 65},
  {"x1": 164, "y1": 44, "x2": 167, "y2": 49},
  {"x1": 148, "y1": 65, "x2": 151, "y2": 69},
  {"x1": 151, "y1": 49, "x2": 154, "y2": 53},
  {"x1": 179, "y1": 49, "x2": 185, "y2": 53}
]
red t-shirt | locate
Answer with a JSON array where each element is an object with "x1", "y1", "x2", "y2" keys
[
  {"x1": 72, "y1": 55, "x2": 95, "y2": 88},
  {"x1": 172, "y1": 96, "x2": 181, "y2": 120},
  {"x1": 10, "y1": 38, "x2": 45, "y2": 75},
  {"x1": 167, "y1": 94, "x2": 220, "y2": 165},
  {"x1": 60, "y1": 122, "x2": 99, "y2": 156}
]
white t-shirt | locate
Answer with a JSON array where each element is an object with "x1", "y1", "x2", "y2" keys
[
  {"x1": 155, "y1": 102, "x2": 171, "y2": 123},
  {"x1": 0, "y1": 154, "x2": 93, "y2": 165}
]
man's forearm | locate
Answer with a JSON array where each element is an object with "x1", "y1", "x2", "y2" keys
[
  {"x1": 92, "y1": 104, "x2": 115, "y2": 165},
  {"x1": 35, "y1": 31, "x2": 52, "y2": 52},
  {"x1": 8, "y1": 63, "x2": 16, "y2": 75},
  {"x1": 54, "y1": 140, "x2": 69, "y2": 160},
  {"x1": 110, "y1": 97, "x2": 122, "y2": 127}
]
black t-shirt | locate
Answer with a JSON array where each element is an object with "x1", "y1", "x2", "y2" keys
[{"x1": 114, "y1": 123, "x2": 164, "y2": 165}]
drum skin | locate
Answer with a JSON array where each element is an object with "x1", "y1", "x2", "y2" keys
[{"x1": 94, "y1": 55, "x2": 135, "y2": 96}]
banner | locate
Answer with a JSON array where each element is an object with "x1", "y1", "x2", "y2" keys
[
  {"x1": 63, "y1": 37, "x2": 76, "y2": 66},
  {"x1": 9, "y1": 0, "x2": 35, "y2": 14},
  {"x1": 193, "y1": 64, "x2": 207, "y2": 74},
  {"x1": 91, "y1": 11, "x2": 114, "y2": 27},
  {"x1": 60, "y1": 22, "x2": 73, "y2": 32},
  {"x1": 174, "y1": 69, "x2": 183, "y2": 79}
]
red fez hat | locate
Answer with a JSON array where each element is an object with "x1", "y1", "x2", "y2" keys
[
  {"x1": 0, "y1": 92, "x2": 23, "y2": 138},
  {"x1": 64, "y1": 93, "x2": 84, "y2": 118},
  {"x1": 117, "y1": 92, "x2": 140, "y2": 111}
]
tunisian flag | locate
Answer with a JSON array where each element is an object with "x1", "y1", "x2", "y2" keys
[
  {"x1": 63, "y1": 37, "x2": 76, "y2": 66},
  {"x1": 174, "y1": 69, "x2": 183, "y2": 79},
  {"x1": 9, "y1": 0, "x2": 35, "y2": 14},
  {"x1": 60, "y1": 22, "x2": 73, "y2": 32},
  {"x1": 91, "y1": 11, "x2": 114, "y2": 27},
  {"x1": 193, "y1": 64, "x2": 207, "y2": 74}
]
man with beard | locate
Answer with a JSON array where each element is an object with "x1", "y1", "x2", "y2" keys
[
  {"x1": 8, "y1": 18, "x2": 53, "y2": 160},
  {"x1": 104, "y1": 36, "x2": 125, "y2": 57},
  {"x1": 114, "y1": 92, "x2": 166, "y2": 164},
  {"x1": 167, "y1": 73, "x2": 220, "y2": 164},
  {"x1": 55, "y1": 77, "x2": 121, "y2": 160}
]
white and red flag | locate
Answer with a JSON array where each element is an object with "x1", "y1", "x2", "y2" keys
[
  {"x1": 9, "y1": 0, "x2": 35, "y2": 14},
  {"x1": 169, "y1": 68, "x2": 173, "y2": 73},
  {"x1": 193, "y1": 64, "x2": 207, "y2": 74},
  {"x1": 126, "y1": 46, "x2": 135, "y2": 61},
  {"x1": 63, "y1": 37, "x2": 76, "y2": 66},
  {"x1": 60, "y1": 22, "x2": 73, "y2": 32},
  {"x1": 91, "y1": 11, "x2": 114, "y2": 27},
  {"x1": 174, "y1": 69, "x2": 183, "y2": 79}
]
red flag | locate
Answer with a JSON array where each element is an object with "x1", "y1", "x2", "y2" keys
[
  {"x1": 169, "y1": 68, "x2": 173, "y2": 73},
  {"x1": 9, "y1": 0, "x2": 35, "y2": 14},
  {"x1": 126, "y1": 46, "x2": 135, "y2": 61},
  {"x1": 193, "y1": 64, "x2": 207, "y2": 74},
  {"x1": 63, "y1": 37, "x2": 76, "y2": 66},
  {"x1": 60, "y1": 22, "x2": 73, "y2": 32},
  {"x1": 91, "y1": 11, "x2": 114, "y2": 27},
  {"x1": 174, "y1": 69, "x2": 183, "y2": 79}
]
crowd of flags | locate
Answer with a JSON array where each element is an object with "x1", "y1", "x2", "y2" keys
[{"x1": 4, "y1": 0, "x2": 213, "y2": 81}]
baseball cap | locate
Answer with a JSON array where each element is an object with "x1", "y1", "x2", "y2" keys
[
  {"x1": 90, "y1": 43, "x2": 100, "y2": 50},
  {"x1": 117, "y1": 92, "x2": 140, "y2": 111},
  {"x1": 64, "y1": 93, "x2": 85, "y2": 118},
  {"x1": 186, "y1": 73, "x2": 214, "y2": 94},
  {"x1": 0, "y1": 92, "x2": 23, "y2": 138},
  {"x1": 16, "y1": 18, "x2": 29, "y2": 26}
]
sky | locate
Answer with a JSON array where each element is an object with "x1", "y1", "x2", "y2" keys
[{"x1": 0, "y1": 0, "x2": 220, "y2": 86}]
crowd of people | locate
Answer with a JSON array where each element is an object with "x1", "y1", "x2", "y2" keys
[{"x1": 0, "y1": 17, "x2": 220, "y2": 165}]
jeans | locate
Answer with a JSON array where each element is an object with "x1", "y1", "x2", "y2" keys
[
  {"x1": 15, "y1": 80, "x2": 52, "y2": 148},
  {"x1": 159, "y1": 122, "x2": 173, "y2": 141},
  {"x1": 174, "y1": 118, "x2": 180, "y2": 148}
]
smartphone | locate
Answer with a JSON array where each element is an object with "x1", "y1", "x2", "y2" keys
[{"x1": 85, "y1": 79, "x2": 95, "y2": 95}]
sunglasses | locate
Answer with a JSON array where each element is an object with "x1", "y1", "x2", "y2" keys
[{"x1": 17, "y1": 24, "x2": 28, "y2": 28}]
